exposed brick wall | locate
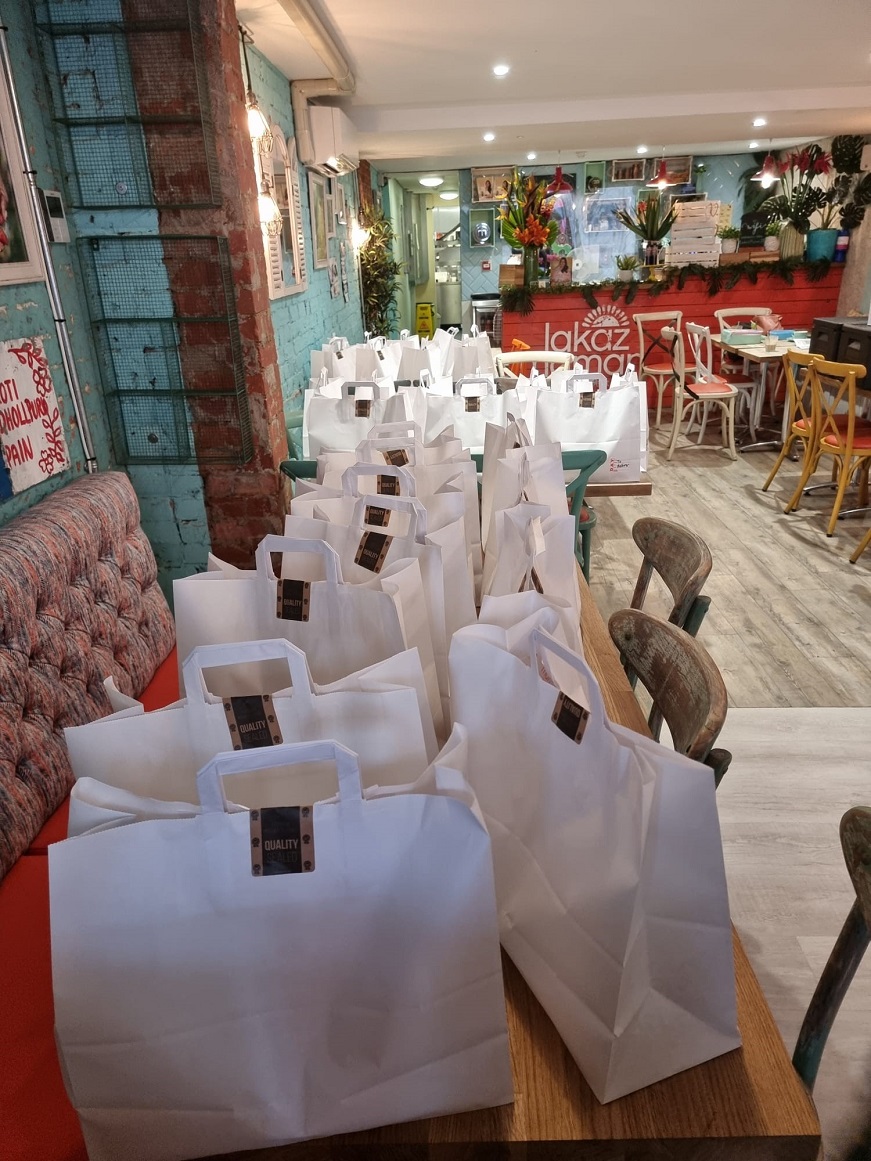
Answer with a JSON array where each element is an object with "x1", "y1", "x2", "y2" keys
[{"x1": 121, "y1": 0, "x2": 289, "y2": 568}]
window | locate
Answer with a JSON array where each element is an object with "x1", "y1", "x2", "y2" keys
[{"x1": 262, "y1": 129, "x2": 307, "y2": 297}]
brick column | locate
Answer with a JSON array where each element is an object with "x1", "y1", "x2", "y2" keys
[{"x1": 124, "y1": 0, "x2": 290, "y2": 568}]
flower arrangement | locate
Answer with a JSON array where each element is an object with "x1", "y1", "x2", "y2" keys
[
  {"x1": 615, "y1": 196, "x2": 677, "y2": 243},
  {"x1": 761, "y1": 144, "x2": 831, "y2": 232},
  {"x1": 498, "y1": 169, "x2": 559, "y2": 251}
]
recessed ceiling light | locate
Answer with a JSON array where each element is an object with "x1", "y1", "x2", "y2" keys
[
  {"x1": 753, "y1": 117, "x2": 767, "y2": 127},
  {"x1": 636, "y1": 145, "x2": 648, "y2": 154},
  {"x1": 483, "y1": 131, "x2": 495, "y2": 142},
  {"x1": 419, "y1": 176, "x2": 444, "y2": 188},
  {"x1": 492, "y1": 64, "x2": 510, "y2": 77},
  {"x1": 439, "y1": 191, "x2": 459, "y2": 200},
  {"x1": 527, "y1": 151, "x2": 537, "y2": 160},
  {"x1": 748, "y1": 141, "x2": 759, "y2": 149}
]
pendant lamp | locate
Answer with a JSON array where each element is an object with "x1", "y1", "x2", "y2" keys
[
  {"x1": 546, "y1": 165, "x2": 573, "y2": 195},
  {"x1": 646, "y1": 153, "x2": 673, "y2": 190},
  {"x1": 751, "y1": 148, "x2": 779, "y2": 189},
  {"x1": 239, "y1": 24, "x2": 272, "y2": 153}
]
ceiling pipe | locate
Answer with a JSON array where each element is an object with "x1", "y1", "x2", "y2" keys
[{"x1": 275, "y1": 0, "x2": 355, "y2": 166}]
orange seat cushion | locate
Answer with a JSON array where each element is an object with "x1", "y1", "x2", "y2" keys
[
  {"x1": 25, "y1": 648, "x2": 179, "y2": 855},
  {"x1": 822, "y1": 429, "x2": 871, "y2": 449},
  {"x1": 642, "y1": 360, "x2": 673, "y2": 373},
  {"x1": 687, "y1": 378, "x2": 736, "y2": 398},
  {"x1": 0, "y1": 857, "x2": 87, "y2": 1161}
]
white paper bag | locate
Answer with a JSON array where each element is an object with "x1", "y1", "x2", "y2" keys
[
  {"x1": 50, "y1": 739, "x2": 513, "y2": 1161},
  {"x1": 304, "y1": 381, "x2": 392, "y2": 457},
  {"x1": 450, "y1": 327, "x2": 497, "y2": 380},
  {"x1": 64, "y1": 640, "x2": 435, "y2": 834},
  {"x1": 174, "y1": 537, "x2": 408, "y2": 687},
  {"x1": 535, "y1": 378, "x2": 642, "y2": 483},
  {"x1": 448, "y1": 624, "x2": 740, "y2": 1103},
  {"x1": 424, "y1": 376, "x2": 506, "y2": 452}
]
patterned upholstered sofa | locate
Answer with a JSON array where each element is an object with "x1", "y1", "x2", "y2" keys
[{"x1": 0, "y1": 471, "x2": 180, "y2": 1160}]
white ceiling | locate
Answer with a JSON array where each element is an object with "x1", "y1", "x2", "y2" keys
[{"x1": 237, "y1": 0, "x2": 871, "y2": 173}]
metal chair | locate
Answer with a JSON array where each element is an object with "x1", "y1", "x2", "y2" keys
[
  {"x1": 629, "y1": 516, "x2": 713, "y2": 637},
  {"x1": 494, "y1": 350, "x2": 573, "y2": 378},
  {"x1": 634, "y1": 310, "x2": 682, "y2": 429},
  {"x1": 761, "y1": 350, "x2": 820, "y2": 499},
  {"x1": 793, "y1": 806, "x2": 871, "y2": 1091},
  {"x1": 608, "y1": 609, "x2": 732, "y2": 785},
  {"x1": 662, "y1": 326, "x2": 738, "y2": 462}
]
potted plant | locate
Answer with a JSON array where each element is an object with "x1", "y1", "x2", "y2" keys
[
  {"x1": 808, "y1": 134, "x2": 871, "y2": 261},
  {"x1": 616, "y1": 196, "x2": 677, "y2": 266},
  {"x1": 718, "y1": 226, "x2": 741, "y2": 254},
  {"x1": 499, "y1": 169, "x2": 558, "y2": 287},
  {"x1": 548, "y1": 243, "x2": 573, "y2": 284},
  {"x1": 615, "y1": 253, "x2": 639, "y2": 282},
  {"x1": 761, "y1": 143, "x2": 831, "y2": 259},
  {"x1": 763, "y1": 222, "x2": 781, "y2": 253},
  {"x1": 359, "y1": 203, "x2": 402, "y2": 336}
]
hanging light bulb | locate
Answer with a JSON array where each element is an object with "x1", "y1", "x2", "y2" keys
[
  {"x1": 258, "y1": 177, "x2": 282, "y2": 236},
  {"x1": 351, "y1": 218, "x2": 371, "y2": 250},
  {"x1": 751, "y1": 146, "x2": 779, "y2": 189},
  {"x1": 646, "y1": 152, "x2": 674, "y2": 190},
  {"x1": 545, "y1": 165, "x2": 573, "y2": 195},
  {"x1": 239, "y1": 24, "x2": 273, "y2": 153}
]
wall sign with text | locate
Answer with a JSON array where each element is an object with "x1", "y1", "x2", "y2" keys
[{"x1": 0, "y1": 336, "x2": 69, "y2": 493}]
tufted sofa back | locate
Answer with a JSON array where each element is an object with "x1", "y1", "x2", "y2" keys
[{"x1": 0, "y1": 472, "x2": 175, "y2": 878}]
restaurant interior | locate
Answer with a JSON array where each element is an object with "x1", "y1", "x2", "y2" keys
[{"x1": 1, "y1": 1, "x2": 870, "y2": 1160}]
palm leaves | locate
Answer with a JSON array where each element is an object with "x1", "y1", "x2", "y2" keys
[{"x1": 615, "y1": 198, "x2": 677, "y2": 242}]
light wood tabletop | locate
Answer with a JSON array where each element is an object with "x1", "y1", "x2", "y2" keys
[{"x1": 215, "y1": 573, "x2": 822, "y2": 1161}]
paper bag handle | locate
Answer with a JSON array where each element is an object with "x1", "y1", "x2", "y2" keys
[
  {"x1": 399, "y1": 329, "x2": 411, "y2": 340},
  {"x1": 530, "y1": 628, "x2": 600, "y2": 721},
  {"x1": 364, "y1": 420, "x2": 423, "y2": 441},
  {"x1": 341, "y1": 462, "x2": 417, "y2": 497},
  {"x1": 350, "y1": 494, "x2": 428, "y2": 541},
  {"x1": 256, "y1": 535, "x2": 343, "y2": 584},
  {"x1": 327, "y1": 335, "x2": 349, "y2": 351},
  {"x1": 196, "y1": 740, "x2": 363, "y2": 813},
  {"x1": 457, "y1": 375, "x2": 493, "y2": 397},
  {"x1": 182, "y1": 640, "x2": 313, "y2": 706}
]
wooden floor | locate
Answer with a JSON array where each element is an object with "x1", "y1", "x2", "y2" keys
[
  {"x1": 588, "y1": 429, "x2": 871, "y2": 1160},
  {"x1": 589, "y1": 427, "x2": 871, "y2": 709}
]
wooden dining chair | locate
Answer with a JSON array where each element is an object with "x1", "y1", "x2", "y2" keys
[
  {"x1": 494, "y1": 350, "x2": 573, "y2": 377},
  {"x1": 662, "y1": 326, "x2": 738, "y2": 462},
  {"x1": 685, "y1": 322, "x2": 756, "y2": 445},
  {"x1": 850, "y1": 525, "x2": 871, "y2": 564},
  {"x1": 629, "y1": 517, "x2": 713, "y2": 636},
  {"x1": 784, "y1": 358, "x2": 871, "y2": 534},
  {"x1": 762, "y1": 350, "x2": 820, "y2": 498},
  {"x1": 793, "y1": 806, "x2": 871, "y2": 1092},
  {"x1": 607, "y1": 608, "x2": 731, "y2": 785},
  {"x1": 634, "y1": 310, "x2": 682, "y2": 429}
]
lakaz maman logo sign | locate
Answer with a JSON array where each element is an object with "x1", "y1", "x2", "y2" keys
[{"x1": 544, "y1": 305, "x2": 634, "y2": 375}]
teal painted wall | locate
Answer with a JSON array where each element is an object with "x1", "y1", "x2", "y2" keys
[
  {"x1": 247, "y1": 48, "x2": 364, "y2": 408},
  {"x1": 0, "y1": 0, "x2": 114, "y2": 518}
]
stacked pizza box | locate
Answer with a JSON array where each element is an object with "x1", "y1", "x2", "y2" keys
[{"x1": 664, "y1": 201, "x2": 721, "y2": 267}]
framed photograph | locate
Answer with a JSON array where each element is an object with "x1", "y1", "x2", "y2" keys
[
  {"x1": 308, "y1": 171, "x2": 328, "y2": 268},
  {"x1": 335, "y1": 183, "x2": 346, "y2": 224},
  {"x1": 471, "y1": 168, "x2": 512, "y2": 203},
  {"x1": 610, "y1": 158, "x2": 647, "y2": 183},
  {"x1": 325, "y1": 182, "x2": 336, "y2": 239},
  {"x1": 0, "y1": 59, "x2": 43, "y2": 285},
  {"x1": 664, "y1": 155, "x2": 693, "y2": 185}
]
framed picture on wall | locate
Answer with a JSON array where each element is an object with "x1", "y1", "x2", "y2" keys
[
  {"x1": 610, "y1": 158, "x2": 647, "y2": 183},
  {"x1": 664, "y1": 155, "x2": 693, "y2": 185},
  {"x1": 325, "y1": 178, "x2": 336, "y2": 239},
  {"x1": 471, "y1": 168, "x2": 512, "y2": 203},
  {"x1": 308, "y1": 172, "x2": 329, "y2": 268},
  {"x1": 0, "y1": 58, "x2": 43, "y2": 285}
]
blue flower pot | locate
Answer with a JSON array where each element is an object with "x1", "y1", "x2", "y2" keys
[{"x1": 806, "y1": 229, "x2": 838, "y2": 261}]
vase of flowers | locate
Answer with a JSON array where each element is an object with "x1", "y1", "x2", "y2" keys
[
  {"x1": 615, "y1": 196, "x2": 677, "y2": 269},
  {"x1": 761, "y1": 143, "x2": 832, "y2": 259},
  {"x1": 499, "y1": 169, "x2": 558, "y2": 288}
]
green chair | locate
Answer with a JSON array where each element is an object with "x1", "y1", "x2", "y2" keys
[
  {"x1": 285, "y1": 409, "x2": 304, "y2": 460},
  {"x1": 793, "y1": 806, "x2": 871, "y2": 1091},
  {"x1": 563, "y1": 449, "x2": 607, "y2": 582}
]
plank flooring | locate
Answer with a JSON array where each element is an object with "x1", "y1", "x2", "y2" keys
[
  {"x1": 588, "y1": 428, "x2": 871, "y2": 709},
  {"x1": 588, "y1": 435, "x2": 871, "y2": 1159}
]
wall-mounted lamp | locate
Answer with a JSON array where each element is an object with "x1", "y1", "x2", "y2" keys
[
  {"x1": 351, "y1": 219, "x2": 370, "y2": 250},
  {"x1": 239, "y1": 25, "x2": 272, "y2": 153},
  {"x1": 258, "y1": 177, "x2": 282, "y2": 235}
]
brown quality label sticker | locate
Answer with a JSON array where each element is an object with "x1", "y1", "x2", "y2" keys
[
  {"x1": 276, "y1": 578, "x2": 311, "y2": 622},
  {"x1": 223, "y1": 694, "x2": 282, "y2": 750},
  {"x1": 376, "y1": 474, "x2": 399, "y2": 496},
  {"x1": 355, "y1": 530, "x2": 392, "y2": 573},
  {"x1": 382, "y1": 448, "x2": 410, "y2": 467},
  {"x1": 250, "y1": 805, "x2": 315, "y2": 876},
  {"x1": 579, "y1": 393, "x2": 595, "y2": 408},
  {"x1": 465, "y1": 396, "x2": 481, "y2": 412},
  {"x1": 355, "y1": 399, "x2": 373, "y2": 418},
  {"x1": 364, "y1": 503, "x2": 391, "y2": 528},
  {"x1": 552, "y1": 691, "x2": 590, "y2": 744}
]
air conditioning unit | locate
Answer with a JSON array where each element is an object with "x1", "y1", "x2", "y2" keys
[{"x1": 308, "y1": 105, "x2": 359, "y2": 176}]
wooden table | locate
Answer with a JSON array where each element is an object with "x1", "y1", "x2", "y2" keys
[{"x1": 215, "y1": 575, "x2": 821, "y2": 1161}]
